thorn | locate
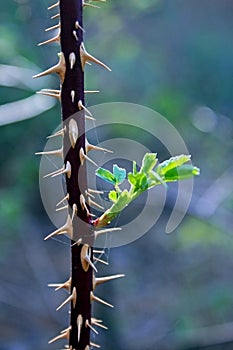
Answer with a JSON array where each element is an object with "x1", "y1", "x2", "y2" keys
[
  {"x1": 77, "y1": 315, "x2": 83, "y2": 342},
  {"x1": 45, "y1": 23, "x2": 60, "y2": 32},
  {"x1": 71, "y1": 204, "x2": 78, "y2": 221},
  {"x1": 88, "y1": 188, "x2": 104, "y2": 195},
  {"x1": 48, "y1": 1, "x2": 59, "y2": 10},
  {"x1": 73, "y1": 30, "x2": 79, "y2": 41},
  {"x1": 51, "y1": 13, "x2": 60, "y2": 19},
  {"x1": 93, "y1": 274, "x2": 125, "y2": 289},
  {"x1": 79, "y1": 147, "x2": 98, "y2": 167},
  {"x1": 69, "y1": 52, "x2": 76, "y2": 69},
  {"x1": 56, "y1": 287, "x2": 77, "y2": 311},
  {"x1": 83, "y1": 2, "x2": 100, "y2": 8},
  {"x1": 61, "y1": 326, "x2": 72, "y2": 334},
  {"x1": 78, "y1": 100, "x2": 93, "y2": 117},
  {"x1": 85, "y1": 319, "x2": 99, "y2": 335},
  {"x1": 48, "y1": 326, "x2": 70, "y2": 344},
  {"x1": 85, "y1": 114, "x2": 96, "y2": 121},
  {"x1": 84, "y1": 90, "x2": 100, "y2": 94},
  {"x1": 43, "y1": 161, "x2": 71, "y2": 179},
  {"x1": 85, "y1": 190, "x2": 95, "y2": 199},
  {"x1": 94, "y1": 227, "x2": 122, "y2": 238},
  {"x1": 56, "y1": 193, "x2": 69, "y2": 207},
  {"x1": 80, "y1": 42, "x2": 111, "y2": 72},
  {"x1": 90, "y1": 291, "x2": 113, "y2": 308},
  {"x1": 54, "y1": 161, "x2": 71, "y2": 178},
  {"x1": 36, "y1": 89, "x2": 61, "y2": 99},
  {"x1": 81, "y1": 244, "x2": 98, "y2": 272},
  {"x1": 47, "y1": 126, "x2": 66, "y2": 139},
  {"x1": 38, "y1": 33, "x2": 60, "y2": 46},
  {"x1": 90, "y1": 342, "x2": 101, "y2": 348},
  {"x1": 40, "y1": 88, "x2": 60, "y2": 94},
  {"x1": 86, "y1": 139, "x2": 113, "y2": 154},
  {"x1": 48, "y1": 277, "x2": 71, "y2": 292},
  {"x1": 33, "y1": 52, "x2": 66, "y2": 83},
  {"x1": 71, "y1": 90, "x2": 75, "y2": 103},
  {"x1": 91, "y1": 318, "x2": 108, "y2": 330},
  {"x1": 35, "y1": 147, "x2": 63, "y2": 158},
  {"x1": 78, "y1": 202, "x2": 95, "y2": 218},
  {"x1": 56, "y1": 205, "x2": 68, "y2": 212},
  {"x1": 80, "y1": 194, "x2": 89, "y2": 212},
  {"x1": 88, "y1": 198, "x2": 104, "y2": 210},
  {"x1": 93, "y1": 256, "x2": 108, "y2": 265},
  {"x1": 44, "y1": 214, "x2": 73, "y2": 240},
  {"x1": 71, "y1": 238, "x2": 82, "y2": 247},
  {"x1": 93, "y1": 249, "x2": 105, "y2": 254},
  {"x1": 52, "y1": 161, "x2": 71, "y2": 179},
  {"x1": 75, "y1": 20, "x2": 85, "y2": 32},
  {"x1": 68, "y1": 118, "x2": 79, "y2": 148},
  {"x1": 43, "y1": 165, "x2": 65, "y2": 178},
  {"x1": 92, "y1": 318, "x2": 104, "y2": 323}
]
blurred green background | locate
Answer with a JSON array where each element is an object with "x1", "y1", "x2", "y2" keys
[{"x1": 0, "y1": 0, "x2": 233, "y2": 349}]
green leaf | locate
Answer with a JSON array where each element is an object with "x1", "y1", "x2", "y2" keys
[
  {"x1": 95, "y1": 153, "x2": 200, "y2": 228},
  {"x1": 128, "y1": 172, "x2": 137, "y2": 186},
  {"x1": 108, "y1": 190, "x2": 131, "y2": 215},
  {"x1": 149, "y1": 171, "x2": 167, "y2": 187},
  {"x1": 139, "y1": 173, "x2": 148, "y2": 189},
  {"x1": 140, "y1": 153, "x2": 158, "y2": 175},
  {"x1": 97, "y1": 190, "x2": 131, "y2": 226},
  {"x1": 109, "y1": 190, "x2": 118, "y2": 202},
  {"x1": 164, "y1": 165, "x2": 200, "y2": 181},
  {"x1": 113, "y1": 164, "x2": 126, "y2": 185},
  {"x1": 157, "y1": 155, "x2": 191, "y2": 175},
  {"x1": 96, "y1": 167, "x2": 116, "y2": 185},
  {"x1": 128, "y1": 172, "x2": 148, "y2": 190},
  {"x1": 133, "y1": 160, "x2": 137, "y2": 175}
]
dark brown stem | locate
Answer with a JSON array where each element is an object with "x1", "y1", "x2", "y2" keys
[{"x1": 59, "y1": 1, "x2": 93, "y2": 349}]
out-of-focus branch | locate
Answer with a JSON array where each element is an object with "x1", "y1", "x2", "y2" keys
[
  {"x1": 0, "y1": 94, "x2": 56, "y2": 126},
  {"x1": 0, "y1": 64, "x2": 57, "y2": 126}
]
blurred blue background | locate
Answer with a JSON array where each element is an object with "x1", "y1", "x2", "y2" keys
[{"x1": 0, "y1": 0, "x2": 233, "y2": 349}]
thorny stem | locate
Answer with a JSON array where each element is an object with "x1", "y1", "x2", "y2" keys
[
  {"x1": 60, "y1": 0, "x2": 93, "y2": 349},
  {"x1": 35, "y1": 1, "x2": 126, "y2": 348}
]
